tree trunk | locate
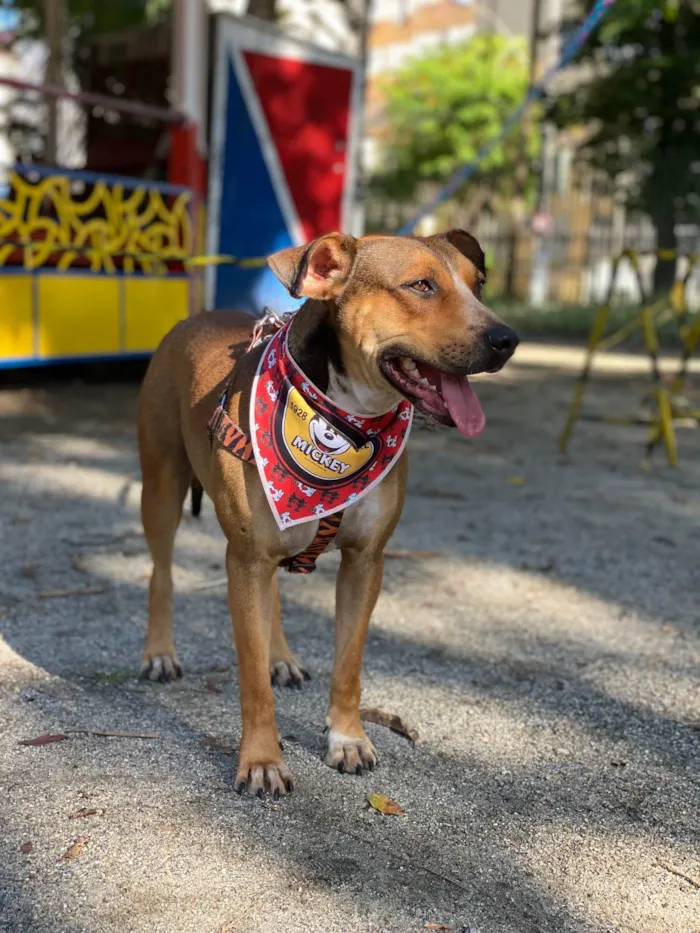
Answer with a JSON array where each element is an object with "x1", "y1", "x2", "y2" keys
[
  {"x1": 651, "y1": 204, "x2": 677, "y2": 297},
  {"x1": 246, "y1": 0, "x2": 277, "y2": 21}
]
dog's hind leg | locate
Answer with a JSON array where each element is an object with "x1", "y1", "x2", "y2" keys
[
  {"x1": 269, "y1": 576, "x2": 310, "y2": 689},
  {"x1": 139, "y1": 430, "x2": 190, "y2": 683}
]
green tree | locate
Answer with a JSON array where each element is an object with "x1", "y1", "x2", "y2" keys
[
  {"x1": 371, "y1": 34, "x2": 539, "y2": 207},
  {"x1": 552, "y1": 0, "x2": 700, "y2": 293}
]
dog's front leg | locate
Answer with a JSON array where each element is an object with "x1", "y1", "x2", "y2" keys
[
  {"x1": 325, "y1": 547, "x2": 383, "y2": 774},
  {"x1": 226, "y1": 547, "x2": 293, "y2": 797}
]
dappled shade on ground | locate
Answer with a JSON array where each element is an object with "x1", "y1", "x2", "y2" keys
[{"x1": 0, "y1": 345, "x2": 698, "y2": 933}]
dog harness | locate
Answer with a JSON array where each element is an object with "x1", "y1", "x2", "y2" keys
[
  {"x1": 208, "y1": 385, "x2": 345, "y2": 574},
  {"x1": 208, "y1": 317, "x2": 413, "y2": 574}
]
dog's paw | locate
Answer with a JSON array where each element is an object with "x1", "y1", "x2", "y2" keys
[
  {"x1": 234, "y1": 761, "x2": 295, "y2": 798},
  {"x1": 140, "y1": 654, "x2": 182, "y2": 683},
  {"x1": 270, "y1": 660, "x2": 310, "y2": 689},
  {"x1": 325, "y1": 728, "x2": 377, "y2": 776}
]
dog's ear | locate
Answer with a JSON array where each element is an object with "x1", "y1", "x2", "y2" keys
[
  {"x1": 440, "y1": 229, "x2": 486, "y2": 279},
  {"x1": 268, "y1": 233, "x2": 357, "y2": 300}
]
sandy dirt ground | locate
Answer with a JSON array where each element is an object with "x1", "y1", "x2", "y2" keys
[{"x1": 0, "y1": 344, "x2": 698, "y2": 933}]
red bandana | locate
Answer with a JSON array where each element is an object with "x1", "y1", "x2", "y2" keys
[{"x1": 250, "y1": 325, "x2": 413, "y2": 529}]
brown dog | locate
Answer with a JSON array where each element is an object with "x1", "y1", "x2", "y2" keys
[{"x1": 137, "y1": 230, "x2": 518, "y2": 797}]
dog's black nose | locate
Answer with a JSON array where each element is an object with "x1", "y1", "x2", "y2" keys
[{"x1": 484, "y1": 326, "x2": 519, "y2": 356}]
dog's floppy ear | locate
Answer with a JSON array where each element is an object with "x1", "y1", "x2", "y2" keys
[
  {"x1": 441, "y1": 229, "x2": 486, "y2": 279},
  {"x1": 268, "y1": 233, "x2": 357, "y2": 300}
]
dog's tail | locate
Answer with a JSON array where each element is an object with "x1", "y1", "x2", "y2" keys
[{"x1": 191, "y1": 477, "x2": 204, "y2": 518}]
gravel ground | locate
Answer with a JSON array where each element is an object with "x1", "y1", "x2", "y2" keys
[{"x1": 0, "y1": 344, "x2": 698, "y2": 933}]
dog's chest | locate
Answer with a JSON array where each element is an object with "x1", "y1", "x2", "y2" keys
[{"x1": 277, "y1": 484, "x2": 382, "y2": 559}]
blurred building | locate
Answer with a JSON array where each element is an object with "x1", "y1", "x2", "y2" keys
[
  {"x1": 368, "y1": 0, "x2": 537, "y2": 75},
  {"x1": 363, "y1": 0, "x2": 538, "y2": 170},
  {"x1": 85, "y1": 21, "x2": 172, "y2": 178},
  {"x1": 0, "y1": 25, "x2": 85, "y2": 176}
]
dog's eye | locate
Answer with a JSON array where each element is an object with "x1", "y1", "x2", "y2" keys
[{"x1": 407, "y1": 279, "x2": 433, "y2": 294}]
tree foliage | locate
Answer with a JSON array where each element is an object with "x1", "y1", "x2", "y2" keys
[
  {"x1": 371, "y1": 34, "x2": 539, "y2": 203},
  {"x1": 5, "y1": 0, "x2": 170, "y2": 75},
  {"x1": 552, "y1": 0, "x2": 700, "y2": 277}
]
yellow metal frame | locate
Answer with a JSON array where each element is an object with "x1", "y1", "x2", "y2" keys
[{"x1": 559, "y1": 249, "x2": 699, "y2": 467}]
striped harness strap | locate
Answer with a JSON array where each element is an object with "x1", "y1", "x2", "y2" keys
[{"x1": 207, "y1": 386, "x2": 343, "y2": 575}]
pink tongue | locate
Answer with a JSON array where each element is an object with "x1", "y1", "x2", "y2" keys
[{"x1": 438, "y1": 373, "x2": 486, "y2": 437}]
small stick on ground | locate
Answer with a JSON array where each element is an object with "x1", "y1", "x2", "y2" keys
[
  {"x1": 190, "y1": 577, "x2": 228, "y2": 591},
  {"x1": 61, "y1": 530, "x2": 143, "y2": 547},
  {"x1": 38, "y1": 586, "x2": 107, "y2": 600},
  {"x1": 361, "y1": 707, "x2": 418, "y2": 744},
  {"x1": 655, "y1": 857, "x2": 700, "y2": 889},
  {"x1": 384, "y1": 549, "x2": 443, "y2": 560},
  {"x1": 338, "y1": 827, "x2": 470, "y2": 895},
  {"x1": 64, "y1": 729, "x2": 159, "y2": 740}
]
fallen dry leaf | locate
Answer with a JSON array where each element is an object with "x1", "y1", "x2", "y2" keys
[
  {"x1": 384, "y1": 549, "x2": 443, "y2": 560},
  {"x1": 70, "y1": 808, "x2": 103, "y2": 819},
  {"x1": 20, "y1": 842, "x2": 33, "y2": 854},
  {"x1": 206, "y1": 681, "x2": 222, "y2": 694},
  {"x1": 18, "y1": 733, "x2": 67, "y2": 747},
  {"x1": 367, "y1": 793, "x2": 405, "y2": 817},
  {"x1": 424, "y1": 924, "x2": 454, "y2": 931},
  {"x1": 60, "y1": 837, "x2": 88, "y2": 861},
  {"x1": 360, "y1": 708, "x2": 418, "y2": 745}
]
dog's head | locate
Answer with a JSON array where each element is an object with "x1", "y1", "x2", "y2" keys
[{"x1": 267, "y1": 231, "x2": 518, "y2": 436}]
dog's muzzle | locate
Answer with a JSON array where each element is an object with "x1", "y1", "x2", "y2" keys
[{"x1": 483, "y1": 326, "x2": 519, "y2": 368}]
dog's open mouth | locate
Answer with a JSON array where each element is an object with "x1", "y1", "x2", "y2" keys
[{"x1": 380, "y1": 356, "x2": 486, "y2": 437}]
